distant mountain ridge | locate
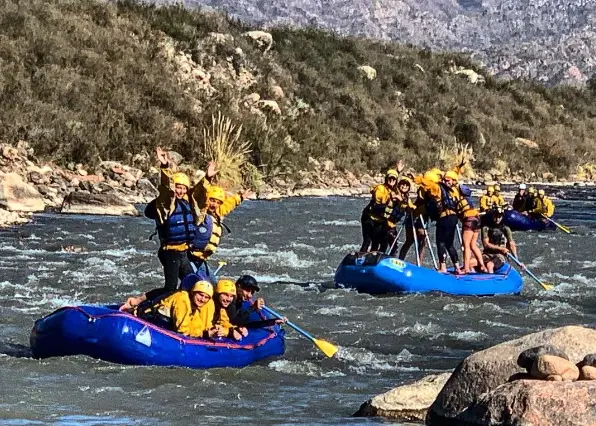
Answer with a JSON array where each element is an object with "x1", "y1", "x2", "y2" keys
[{"x1": 170, "y1": 0, "x2": 596, "y2": 85}]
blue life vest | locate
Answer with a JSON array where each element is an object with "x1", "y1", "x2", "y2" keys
[
  {"x1": 157, "y1": 199, "x2": 196, "y2": 246},
  {"x1": 192, "y1": 214, "x2": 215, "y2": 251},
  {"x1": 428, "y1": 183, "x2": 458, "y2": 220}
]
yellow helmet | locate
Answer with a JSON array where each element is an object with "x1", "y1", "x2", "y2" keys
[
  {"x1": 215, "y1": 279, "x2": 236, "y2": 295},
  {"x1": 538, "y1": 189, "x2": 545, "y2": 197},
  {"x1": 385, "y1": 169, "x2": 399, "y2": 179},
  {"x1": 191, "y1": 280, "x2": 213, "y2": 297},
  {"x1": 487, "y1": 185, "x2": 495, "y2": 194},
  {"x1": 172, "y1": 172, "x2": 190, "y2": 188},
  {"x1": 206, "y1": 185, "x2": 226, "y2": 202},
  {"x1": 424, "y1": 170, "x2": 440, "y2": 184},
  {"x1": 397, "y1": 177, "x2": 412, "y2": 187},
  {"x1": 528, "y1": 187, "x2": 536, "y2": 194},
  {"x1": 444, "y1": 170, "x2": 459, "y2": 181},
  {"x1": 494, "y1": 184, "x2": 501, "y2": 192}
]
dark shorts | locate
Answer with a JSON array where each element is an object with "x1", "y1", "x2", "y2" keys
[
  {"x1": 462, "y1": 216, "x2": 481, "y2": 232},
  {"x1": 483, "y1": 253, "x2": 506, "y2": 270}
]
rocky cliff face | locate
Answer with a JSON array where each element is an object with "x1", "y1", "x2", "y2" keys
[{"x1": 172, "y1": 0, "x2": 596, "y2": 85}]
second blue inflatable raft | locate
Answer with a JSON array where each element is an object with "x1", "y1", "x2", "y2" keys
[{"x1": 335, "y1": 252, "x2": 523, "y2": 296}]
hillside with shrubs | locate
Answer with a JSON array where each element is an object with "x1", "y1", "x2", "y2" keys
[{"x1": 2, "y1": 0, "x2": 596, "y2": 189}]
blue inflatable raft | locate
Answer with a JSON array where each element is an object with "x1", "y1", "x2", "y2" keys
[
  {"x1": 334, "y1": 252, "x2": 523, "y2": 296},
  {"x1": 30, "y1": 305, "x2": 285, "y2": 369},
  {"x1": 502, "y1": 210, "x2": 555, "y2": 232}
]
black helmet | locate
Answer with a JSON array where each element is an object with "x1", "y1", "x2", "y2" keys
[
  {"x1": 493, "y1": 206, "x2": 504, "y2": 215},
  {"x1": 236, "y1": 275, "x2": 260, "y2": 292}
]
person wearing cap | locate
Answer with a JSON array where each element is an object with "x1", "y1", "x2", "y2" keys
[
  {"x1": 481, "y1": 206, "x2": 518, "y2": 273},
  {"x1": 134, "y1": 279, "x2": 218, "y2": 338},
  {"x1": 531, "y1": 189, "x2": 555, "y2": 219},
  {"x1": 412, "y1": 167, "x2": 463, "y2": 274},
  {"x1": 479, "y1": 185, "x2": 497, "y2": 213},
  {"x1": 512, "y1": 184, "x2": 528, "y2": 212},
  {"x1": 360, "y1": 162, "x2": 404, "y2": 252},
  {"x1": 233, "y1": 275, "x2": 287, "y2": 328},
  {"x1": 187, "y1": 175, "x2": 254, "y2": 271}
]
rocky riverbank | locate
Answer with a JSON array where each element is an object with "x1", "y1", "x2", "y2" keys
[
  {"x1": 1, "y1": 140, "x2": 595, "y2": 228},
  {"x1": 356, "y1": 325, "x2": 596, "y2": 425}
]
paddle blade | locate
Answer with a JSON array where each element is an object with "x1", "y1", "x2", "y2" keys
[
  {"x1": 540, "y1": 282, "x2": 554, "y2": 291},
  {"x1": 314, "y1": 338, "x2": 338, "y2": 358}
]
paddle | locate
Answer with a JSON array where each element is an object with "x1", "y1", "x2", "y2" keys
[
  {"x1": 386, "y1": 222, "x2": 404, "y2": 255},
  {"x1": 411, "y1": 213, "x2": 421, "y2": 267},
  {"x1": 542, "y1": 215, "x2": 571, "y2": 234},
  {"x1": 212, "y1": 261, "x2": 227, "y2": 276},
  {"x1": 507, "y1": 253, "x2": 554, "y2": 291},
  {"x1": 419, "y1": 215, "x2": 438, "y2": 270},
  {"x1": 262, "y1": 306, "x2": 338, "y2": 358}
]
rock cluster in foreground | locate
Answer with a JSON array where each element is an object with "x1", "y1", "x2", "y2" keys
[{"x1": 357, "y1": 326, "x2": 596, "y2": 425}]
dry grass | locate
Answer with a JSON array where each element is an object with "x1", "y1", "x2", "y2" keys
[
  {"x1": 202, "y1": 112, "x2": 252, "y2": 189},
  {"x1": 438, "y1": 139, "x2": 475, "y2": 177}
]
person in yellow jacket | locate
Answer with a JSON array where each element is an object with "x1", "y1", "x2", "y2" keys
[
  {"x1": 478, "y1": 185, "x2": 497, "y2": 213},
  {"x1": 187, "y1": 179, "x2": 253, "y2": 271},
  {"x1": 412, "y1": 169, "x2": 463, "y2": 274},
  {"x1": 212, "y1": 279, "x2": 248, "y2": 341},
  {"x1": 531, "y1": 189, "x2": 555, "y2": 219},
  {"x1": 145, "y1": 147, "x2": 204, "y2": 292},
  {"x1": 360, "y1": 165, "x2": 402, "y2": 252},
  {"x1": 493, "y1": 184, "x2": 507, "y2": 209},
  {"x1": 383, "y1": 177, "x2": 416, "y2": 255},
  {"x1": 135, "y1": 279, "x2": 218, "y2": 338}
]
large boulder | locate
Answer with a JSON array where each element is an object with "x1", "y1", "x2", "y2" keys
[
  {"x1": 0, "y1": 172, "x2": 45, "y2": 212},
  {"x1": 427, "y1": 325, "x2": 596, "y2": 425},
  {"x1": 243, "y1": 31, "x2": 273, "y2": 52},
  {"x1": 461, "y1": 380, "x2": 596, "y2": 426},
  {"x1": 60, "y1": 191, "x2": 139, "y2": 216},
  {"x1": 354, "y1": 373, "x2": 451, "y2": 422}
]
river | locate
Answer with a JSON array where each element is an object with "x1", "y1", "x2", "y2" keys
[{"x1": 1, "y1": 191, "x2": 595, "y2": 425}]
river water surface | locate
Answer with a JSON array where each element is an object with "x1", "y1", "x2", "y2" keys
[{"x1": 1, "y1": 193, "x2": 595, "y2": 425}]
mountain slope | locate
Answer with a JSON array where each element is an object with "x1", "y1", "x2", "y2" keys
[{"x1": 177, "y1": 0, "x2": 596, "y2": 86}]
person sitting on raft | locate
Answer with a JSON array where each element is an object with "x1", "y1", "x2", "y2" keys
[
  {"x1": 512, "y1": 184, "x2": 528, "y2": 212},
  {"x1": 212, "y1": 279, "x2": 249, "y2": 341},
  {"x1": 480, "y1": 207, "x2": 519, "y2": 273},
  {"x1": 529, "y1": 189, "x2": 555, "y2": 220},
  {"x1": 493, "y1": 184, "x2": 507, "y2": 209},
  {"x1": 360, "y1": 162, "x2": 404, "y2": 252},
  {"x1": 232, "y1": 275, "x2": 287, "y2": 328},
  {"x1": 134, "y1": 279, "x2": 218, "y2": 338},
  {"x1": 522, "y1": 187, "x2": 537, "y2": 215},
  {"x1": 478, "y1": 185, "x2": 497, "y2": 213}
]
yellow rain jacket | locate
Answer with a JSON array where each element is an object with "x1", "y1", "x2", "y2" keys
[
  {"x1": 387, "y1": 197, "x2": 415, "y2": 229},
  {"x1": 364, "y1": 183, "x2": 394, "y2": 222},
  {"x1": 413, "y1": 176, "x2": 458, "y2": 219},
  {"x1": 533, "y1": 196, "x2": 555, "y2": 218},
  {"x1": 189, "y1": 180, "x2": 242, "y2": 260},
  {"x1": 453, "y1": 187, "x2": 479, "y2": 219},
  {"x1": 479, "y1": 194, "x2": 497, "y2": 212},
  {"x1": 154, "y1": 291, "x2": 215, "y2": 337}
]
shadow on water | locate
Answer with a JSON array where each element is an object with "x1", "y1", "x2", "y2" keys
[{"x1": 0, "y1": 341, "x2": 33, "y2": 358}]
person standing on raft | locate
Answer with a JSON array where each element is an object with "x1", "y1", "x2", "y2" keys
[
  {"x1": 412, "y1": 168, "x2": 464, "y2": 274},
  {"x1": 360, "y1": 162, "x2": 404, "y2": 252},
  {"x1": 454, "y1": 178, "x2": 487, "y2": 273},
  {"x1": 384, "y1": 176, "x2": 415, "y2": 255}
]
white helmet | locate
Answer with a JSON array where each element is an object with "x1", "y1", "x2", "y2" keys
[{"x1": 519, "y1": 184, "x2": 527, "y2": 190}]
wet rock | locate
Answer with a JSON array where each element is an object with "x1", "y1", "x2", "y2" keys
[
  {"x1": 60, "y1": 191, "x2": 139, "y2": 216},
  {"x1": 530, "y1": 355, "x2": 579, "y2": 381},
  {"x1": 517, "y1": 345, "x2": 569, "y2": 373},
  {"x1": 427, "y1": 325, "x2": 596, "y2": 425},
  {"x1": 462, "y1": 380, "x2": 596, "y2": 426},
  {"x1": 354, "y1": 372, "x2": 450, "y2": 422},
  {"x1": 0, "y1": 172, "x2": 45, "y2": 212}
]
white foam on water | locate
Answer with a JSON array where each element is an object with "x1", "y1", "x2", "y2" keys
[
  {"x1": 328, "y1": 243, "x2": 359, "y2": 252},
  {"x1": 241, "y1": 272, "x2": 296, "y2": 283},
  {"x1": 448, "y1": 330, "x2": 488, "y2": 342},
  {"x1": 217, "y1": 243, "x2": 270, "y2": 257},
  {"x1": 26, "y1": 234, "x2": 41, "y2": 240},
  {"x1": 443, "y1": 303, "x2": 473, "y2": 312},
  {"x1": 338, "y1": 346, "x2": 417, "y2": 373},
  {"x1": 290, "y1": 242, "x2": 316, "y2": 250},
  {"x1": 319, "y1": 220, "x2": 360, "y2": 226},
  {"x1": 101, "y1": 248, "x2": 145, "y2": 257},
  {"x1": 374, "y1": 306, "x2": 396, "y2": 318},
  {"x1": 81, "y1": 233, "x2": 96, "y2": 240},
  {"x1": 480, "y1": 320, "x2": 526, "y2": 330},
  {"x1": 396, "y1": 321, "x2": 442, "y2": 338},
  {"x1": 314, "y1": 306, "x2": 349, "y2": 316},
  {"x1": 268, "y1": 360, "x2": 345, "y2": 377},
  {"x1": 529, "y1": 300, "x2": 583, "y2": 316},
  {"x1": 240, "y1": 250, "x2": 320, "y2": 269},
  {"x1": 92, "y1": 386, "x2": 125, "y2": 394}
]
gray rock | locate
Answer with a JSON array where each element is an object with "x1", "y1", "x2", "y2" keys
[
  {"x1": 579, "y1": 354, "x2": 596, "y2": 368},
  {"x1": 517, "y1": 345, "x2": 569, "y2": 373},
  {"x1": 427, "y1": 325, "x2": 596, "y2": 425},
  {"x1": 461, "y1": 380, "x2": 596, "y2": 426},
  {"x1": 0, "y1": 172, "x2": 45, "y2": 212},
  {"x1": 136, "y1": 178, "x2": 158, "y2": 197},
  {"x1": 354, "y1": 372, "x2": 451, "y2": 422},
  {"x1": 60, "y1": 192, "x2": 139, "y2": 216}
]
